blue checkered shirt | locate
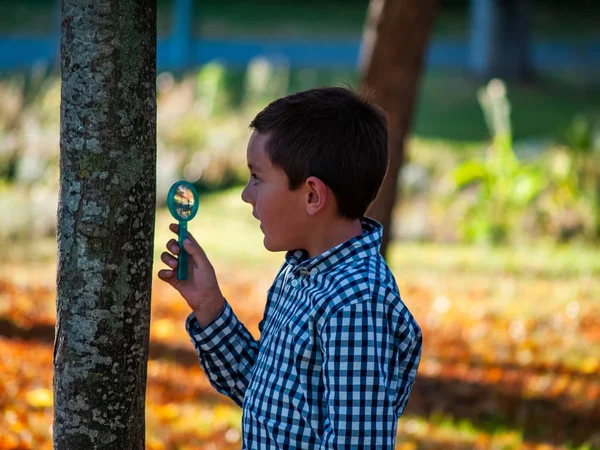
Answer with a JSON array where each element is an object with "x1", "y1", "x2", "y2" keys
[{"x1": 186, "y1": 217, "x2": 422, "y2": 449}]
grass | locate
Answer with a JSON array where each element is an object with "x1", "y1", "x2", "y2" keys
[
  {"x1": 5, "y1": 186, "x2": 600, "y2": 371},
  {"x1": 155, "y1": 185, "x2": 600, "y2": 277},
  {"x1": 0, "y1": 64, "x2": 598, "y2": 249},
  {"x1": 413, "y1": 70, "x2": 600, "y2": 141},
  {"x1": 4, "y1": 64, "x2": 596, "y2": 149},
  {"x1": 221, "y1": 66, "x2": 600, "y2": 141},
  {"x1": 8, "y1": 185, "x2": 600, "y2": 279},
  {"x1": 6, "y1": 186, "x2": 600, "y2": 361},
  {"x1": 157, "y1": 187, "x2": 600, "y2": 331},
  {"x1": 195, "y1": 67, "x2": 600, "y2": 142}
]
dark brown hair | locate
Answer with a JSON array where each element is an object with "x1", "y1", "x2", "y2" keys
[{"x1": 249, "y1": 86, "x2": 388, "y2": 219}]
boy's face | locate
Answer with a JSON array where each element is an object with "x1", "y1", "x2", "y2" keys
[{"x1": 241, "y1": 131, "x2": 308, "y2": 252}]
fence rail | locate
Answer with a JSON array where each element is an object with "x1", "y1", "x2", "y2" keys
[{"x1": 1, "y1": 36, "x2": 599, "y2": 72}]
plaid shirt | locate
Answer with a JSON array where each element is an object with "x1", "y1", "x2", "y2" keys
[{"x1": 186, "y1": 217, "x2": 422, "y2": 449}]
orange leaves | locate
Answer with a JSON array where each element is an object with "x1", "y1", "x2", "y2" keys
[
  {"x1": 0, "y1": 338, "x2": 53, "y2": 450},
  {"x1": 0, "y1": 280, "x2": 55, "y2": 330},
  {"x1": 151, "y1": 318, "x2": 178, "y2": 341},
  {"x1": 0, "y1": 261, "x2": 599, "y2": 448},
  {"x1": 24, "y1": 389, "x2": 52, "y2": 409}
]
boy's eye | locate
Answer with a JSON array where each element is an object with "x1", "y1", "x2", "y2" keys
[{"x1": 250, "y1": 173, "x2": 260, "y2": 184}]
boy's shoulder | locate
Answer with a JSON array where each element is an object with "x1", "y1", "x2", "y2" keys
[
  {"x1": 276, "y1": 217, "x2": 416, "y2": 327},
  {"x1": 325, "y1": 252, "x2": 399, "y2": 303},
  {"x1": 309, "y1": 254, "x2": 420, "y2": 339},
  {"x1": 303, "y1": 251, "x2": 405, "y2": 321}
]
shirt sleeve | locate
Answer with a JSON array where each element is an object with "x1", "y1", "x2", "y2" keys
[
  {"x1": 319, "y1": 297, "x2": 422, "y2": 449},
  {"x1": 186, "y1": 300, "x2": 260, "y2": 407}
]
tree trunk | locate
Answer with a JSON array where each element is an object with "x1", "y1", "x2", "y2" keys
[
  {"x1": 54, "y1": 0, "x2": 156, "y2": 448},
  {"x1": 360, "y1": 0, "x2": 437, "y2": 258}
]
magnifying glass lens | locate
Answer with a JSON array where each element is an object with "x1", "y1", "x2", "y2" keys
[
  {"x1": 167, "y1": 181, "x2": 199, "y2": 281},
  {"x1": 174, "y1": 185, "x2": 195, "y2": 219}
]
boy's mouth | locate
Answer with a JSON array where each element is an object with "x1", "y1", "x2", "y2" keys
[{"x1": 252, "y1": 212, "x2": 263, "y2": 229}]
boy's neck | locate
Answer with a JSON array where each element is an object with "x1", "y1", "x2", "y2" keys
[{"x1": 305, "y1": 218, "x2": 363, "y2": 259}]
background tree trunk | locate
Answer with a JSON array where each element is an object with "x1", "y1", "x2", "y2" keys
[
  {"x1": 54, "y1": 0, "x2": 156, "y2": 447},
  {"x1": 360, "y1": 0, "x2": 437, "y2": 258}
]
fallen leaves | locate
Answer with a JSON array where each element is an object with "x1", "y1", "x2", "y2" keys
[
  {"x1": 0, "y1": 259, "x2": 599, "y2": 449},
  {"x1": 24, "y1": 389, "x2": 52, "y2": 409}
]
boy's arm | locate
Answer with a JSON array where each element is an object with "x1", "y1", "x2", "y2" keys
[
  {"x1": 186, "y1": 300, "x2": 260, "y2": 407},
  {"x1": 158, "y1": 225, "x2": 262, "y2": 407},
  {"x1": 319, "y1": 298, "x2": 422, "y2": 449}
]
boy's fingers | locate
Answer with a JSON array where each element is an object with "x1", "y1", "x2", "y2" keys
[
  {"x1": 169, "y1": 225, "x2": 206, "y2": 263},
  {"x1": 161, "y1": 252, "x2": 178, "y2": 268},
  {"x1": 169, "y1": 224, "x2": 199, "y2": 246},
  {"x1": 157, "y1": 269, "x2": 174, "y2": 283},
  {"x1": 166, "y1": 239, "x2": 179, "y2": 255}
]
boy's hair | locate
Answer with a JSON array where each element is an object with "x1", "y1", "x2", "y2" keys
[{"x1": 249, "y1": 86, "x2": 388, "y2": 219}]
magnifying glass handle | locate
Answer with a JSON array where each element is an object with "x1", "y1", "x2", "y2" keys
[{"x1": 177, "y1": 221, "x2": 188, "y2": 280}]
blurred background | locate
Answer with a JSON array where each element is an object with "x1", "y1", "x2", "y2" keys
[{"x1": 1, "y1": 0, "x2": 599, "y2": 449}]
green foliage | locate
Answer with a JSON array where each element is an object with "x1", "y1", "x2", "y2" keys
[
  {"x1": 447, "y1": 79, "x2": 599, "y2": 245},
  {"x1": 398, "y1": 413, "x2": 527, "y2": 449},
  {"x1": 449, "y1": 80, "x2": 544, "y2": 244},
  {"x1": 4, "y1": 0, "x2": 600, "y2": 38},
  {"x1": 195, "y1": 62, "x2": 228, "y2": 117},
  {"x1": 243, "y1": 57, "x2": 290, "y2": 109},
  {"x1": 561, "y1": 114, "x2": 598, "y2": 154},
  {"x1": 413, "y1": 72, "x2": 600, "y2": 141},
  {"x1": 0, "y1": 64, "x2": 60, "y2": 240},
  {"x1": 0, "y1": 65, "x2": 598, "y2": 245}
]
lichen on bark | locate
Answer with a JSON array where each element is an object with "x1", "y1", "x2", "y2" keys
[{"x1": 54, "y1": 0, "x2": 157, "y2": 448}]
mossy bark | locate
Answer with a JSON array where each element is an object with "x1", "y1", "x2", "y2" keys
[
  {"x1": 54, "y1": 0, "x2": 156, "y2": 448},
  {"x1": 360, "y1": 0, "x2": 437, "y2": 258}
]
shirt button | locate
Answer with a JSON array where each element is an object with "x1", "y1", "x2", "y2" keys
[
  {"x1": 310, "y1": 268, "x2": 318, "y2": 275},
  {"x1": 291, "y1": 279, "x2": 299, "y2": 287}
]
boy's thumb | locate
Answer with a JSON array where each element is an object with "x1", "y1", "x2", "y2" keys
[{"x1": 183, "y1": 239, "x2": 209, "y2": 263}]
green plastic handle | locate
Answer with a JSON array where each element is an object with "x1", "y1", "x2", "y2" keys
[{"x1": 177, "y1": 221, "x2": 188, "y2": 280}]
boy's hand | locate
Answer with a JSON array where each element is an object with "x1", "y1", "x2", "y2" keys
[{"x1": 158, "y1": 224, "x2": 225, "y2": 327}]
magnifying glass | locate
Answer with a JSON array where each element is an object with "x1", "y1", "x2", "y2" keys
[{"x1": 167, "y1": 180, "x2": 199, "y2": 280}]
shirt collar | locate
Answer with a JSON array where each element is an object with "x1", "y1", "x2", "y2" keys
[{"x1": 284, "y1": 216, "x2": 382, "y2": 275}]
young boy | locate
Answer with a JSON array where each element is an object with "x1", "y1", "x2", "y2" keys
[{"x1": 158, "y1": 87, "x2": 422, "y2": 448}]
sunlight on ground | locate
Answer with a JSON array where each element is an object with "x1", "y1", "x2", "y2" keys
[{"x1": 1, "y1": 187, "x2": 599, "y2": 448}]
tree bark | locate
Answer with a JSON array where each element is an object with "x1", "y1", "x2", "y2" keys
[
  {"x1": 360, "y1": 0, "x2": 437, "y2": 258},
  {"x1": 54, "y1": 0, "x2": 156, "y2": 448}
]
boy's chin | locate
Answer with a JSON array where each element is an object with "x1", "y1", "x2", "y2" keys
[
  {"x1": 263, "y1": 237, "x2": 280, "y2": 252},
  {"x1": 262, "y1": 236, "x2": 291, "y2": 253}
]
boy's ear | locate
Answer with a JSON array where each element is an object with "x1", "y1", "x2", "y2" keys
[{"x1": 304, "y1": 176, "x2": 328, "y2": 216}]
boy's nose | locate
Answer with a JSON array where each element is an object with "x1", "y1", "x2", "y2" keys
[{"x1": 241, "y1": 185, "x2": 251, "y2": 204}]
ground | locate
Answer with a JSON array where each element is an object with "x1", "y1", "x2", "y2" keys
[{"x1": 1, "y1": 188, "x2": 599, "y2": 449}]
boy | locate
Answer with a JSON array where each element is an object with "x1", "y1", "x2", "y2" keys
[{"x1": 158, "y1": 87, "x2": 422, "y2": 449}]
